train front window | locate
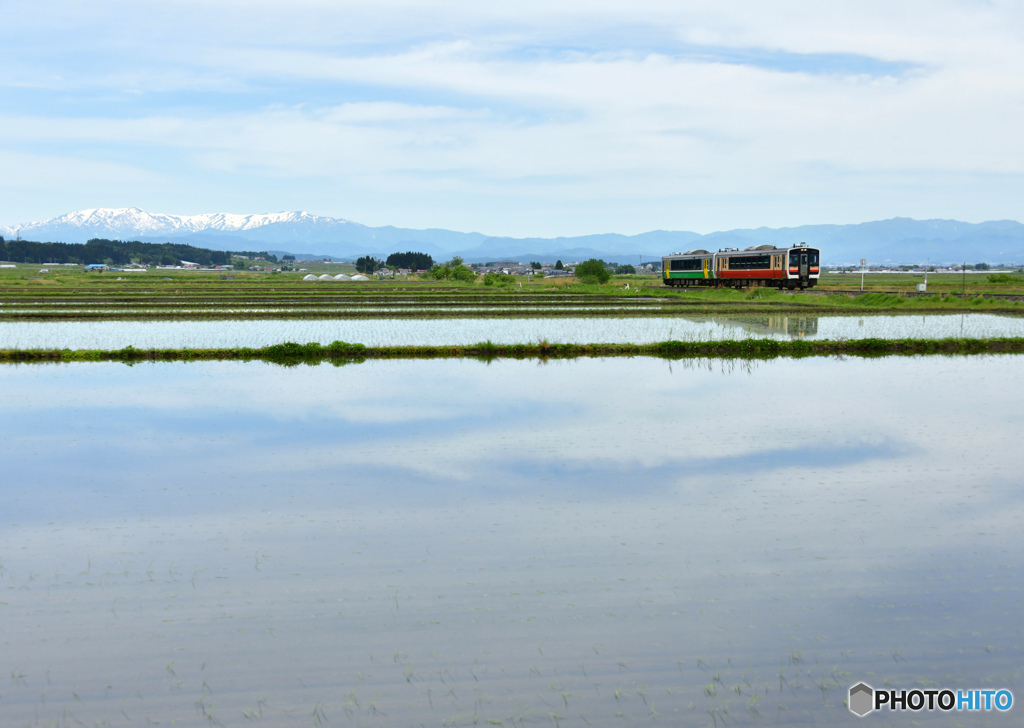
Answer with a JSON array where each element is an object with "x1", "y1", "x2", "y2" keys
[{"x1": 809, "y1": 250, "x2": 819, "y2": 266}]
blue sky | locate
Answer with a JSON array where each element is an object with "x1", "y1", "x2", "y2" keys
[{"x1": 2, "y1": 0, "x2": 1023, "y2": 236}]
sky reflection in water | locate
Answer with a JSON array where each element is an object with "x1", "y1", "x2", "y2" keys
[
  {"x1": 3, "y1": 312, "x2": 1024, "y2": 349},
  {"x1": 1, "y1": 356, "x2": 1022, "y2": 726}
]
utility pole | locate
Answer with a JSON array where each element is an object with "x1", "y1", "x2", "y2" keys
[{"x1": 860, "y1": 258, "x2": 866, "y2": 291}]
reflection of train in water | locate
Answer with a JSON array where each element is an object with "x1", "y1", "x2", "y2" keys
[
  {"x1": 710, "y1": 315, "x2": 819, "y2": 338},
  {"x1": 662, "y1": 243, "x2": 820, "y2": 289}
]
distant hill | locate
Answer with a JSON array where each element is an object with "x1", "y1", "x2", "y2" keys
[
  {"x1": 3, "y1": 208, "x2": 1023, "y2": 265},
  {"x1": 699, "y1": 219, "x2": 1024, "y2": 266}
]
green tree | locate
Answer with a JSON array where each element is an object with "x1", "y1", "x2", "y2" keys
[
  {"x1": 0, "y1": 237, "x2": 259, "y2": 267},
  {"x1": 355, "y1": 255, "x2": 382, "y2": 273},
  {"x1": 615, "y1": 264, "x2": 636, "y2": 275},
  {"x1": 530, "y1": 261, "x2": 541, "y2": 270},
  {"x1": 386, "y1": 251, "x2": 434, "y2": 270},
  {"x1": 451, "y1": 264, "x2": 476, "y2": 282},
  {"x1": 574, "y1": 258, "x2": 611, "y2": 284},
  {"x1": 555, "y1": 260, "x2": 563, "y2": 270}
]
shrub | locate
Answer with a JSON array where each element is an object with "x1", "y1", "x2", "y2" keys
[
  {"x1": 431, "y1": 264, "x2": 478, "y2": 282},
  {"x1": 326, "y1": 340, "x2": 367, "y2": 356},
  {"x1": 264, "y1": 341, "x2": 324, "y2": 366},
  {"x1": 483, "y1": 272, "x2": 516, "y2": 285},
  {"x1": 574, "y1": 258, "x2": 611, "y2": 284}
]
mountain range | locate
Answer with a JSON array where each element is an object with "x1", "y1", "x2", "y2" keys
[{"x1": 3, "y1": 207, "x2": 1024, "y2": 266}]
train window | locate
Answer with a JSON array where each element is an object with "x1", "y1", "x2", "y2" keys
[
  {"x1": 809, "y1": 250, "x2": 819, "y2": 266},
  {"x1": 730, "y1": 255, "x2": 770, "y2": 270},
  {"x1": 669, "y1": 258, "x2": 703, "y2": 271}
]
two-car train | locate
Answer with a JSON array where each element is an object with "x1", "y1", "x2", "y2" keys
[{"x1": 662, "y1": 243, "x2": 820, "y2": 289}]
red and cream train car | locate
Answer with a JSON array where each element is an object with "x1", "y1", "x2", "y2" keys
[{"x1": 662, "y1": 243, "x2": 820, "y2": 289}]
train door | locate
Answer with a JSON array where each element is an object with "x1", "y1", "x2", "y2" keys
[
  {"x1": 789, "y1": 249, "x2": 809, "y2": 286},
  {"x1": 702, "y1": 257, "x2": 709, "y2": 279}
]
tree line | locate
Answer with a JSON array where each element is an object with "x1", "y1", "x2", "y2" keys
[
  {"x1": 354, "y1": 251, "x2": 437, "y2": 273},
  {"x1": 0, "y1": 237, "x2": 275, "y2": 266}
]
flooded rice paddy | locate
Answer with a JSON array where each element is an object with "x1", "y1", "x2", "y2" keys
[
  {"x1": 2, "y1": 312, "x2": 1024, "y2": 350},
  {"x1": 2, "y1": 355, "x2": 1022, "y2": 726}
]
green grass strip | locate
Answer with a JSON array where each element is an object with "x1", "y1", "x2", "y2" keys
[{"x1": 1, "y1": 337, "x2": 1023, "y2": 365}]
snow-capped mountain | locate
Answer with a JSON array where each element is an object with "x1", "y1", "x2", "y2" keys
[
  {"x1": 4, "y1": 207, "x2": 360, "y2": 242},
  {"x1": 3, "y1": 207, "x2": 1024, "y2": 264},
  {"x1": 0, "y1": 207, "x2": 492, "y2": 259}
]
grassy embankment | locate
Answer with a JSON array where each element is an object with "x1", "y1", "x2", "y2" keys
[
  {"x1": 1, "y1": 267, "x2": 1024, "y2": 319},
  {"x1": 2, "y1": 337, "x2": 1023, "y2": 366},
  {"x1": 817, "y1": 270, "x2": 1024, "y2": 294},
  {"x1": 3, "y1": 267, "x2": 1023, "y2": 362}
]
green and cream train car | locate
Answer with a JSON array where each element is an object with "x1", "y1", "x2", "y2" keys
[{"x1": 662, "y1": 243, "x2": 820, "y2": 289}]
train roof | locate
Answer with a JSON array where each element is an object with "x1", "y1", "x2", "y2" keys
[{"x1": 663, "y1": 243, "x2": 816, "y2": 257}]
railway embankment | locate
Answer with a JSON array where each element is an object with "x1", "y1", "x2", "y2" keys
[{"x1": 781, "y1": 289, "x2": 1024, "y2": 302}]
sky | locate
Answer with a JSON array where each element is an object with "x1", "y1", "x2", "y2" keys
[{"x1": 2, "y1": 0, "x2": 1023, "y2": 237}]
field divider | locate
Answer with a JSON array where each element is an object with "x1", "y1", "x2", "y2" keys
[{"x1": 1, "y1": 337, "x2": 1023, "y2": 364}]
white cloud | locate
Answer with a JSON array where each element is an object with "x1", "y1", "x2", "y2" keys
[
  {"x1": 0, "y1": 149, "x2": 163, "y2": 189},
  {"x1": 1, "y1": 0, "x2": 1023, "y2": 232}
]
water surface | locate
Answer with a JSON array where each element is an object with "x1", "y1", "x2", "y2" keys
[
  {"x1": 1, "y1": 312, "x2": 1023, "y2": 349},
  {"x1": 2, "y1": 356, "x2": 1022, "y2": 726}
]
